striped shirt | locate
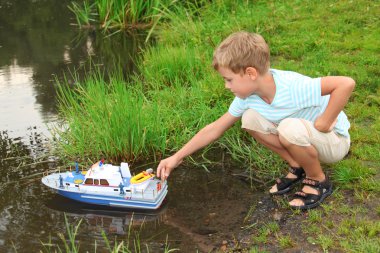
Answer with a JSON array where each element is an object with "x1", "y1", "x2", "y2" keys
[{"x1": 228, "y1": 69, "x2": 350, "y2": 137}]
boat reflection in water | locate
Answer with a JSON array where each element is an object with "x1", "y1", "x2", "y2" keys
[{"x1": 44, "y1": 194, "x2": 167, "y2": 235}]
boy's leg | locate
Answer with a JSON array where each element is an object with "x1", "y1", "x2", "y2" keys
[
  {"x1": 244, "y1": 130, "x2": 304, "y2": 194},
  {"x1": 278, "y1": 135, "x2": 324, "y2": 206},
  {"x1": 241, "y1": 109, "x2": 303, "y2": 193},
  {"x1": 245, "y1": 129, "x2": 300, "y2": 168},
  {"x1": 277, "y1": 118, "x2": 350, "y2": 207}
]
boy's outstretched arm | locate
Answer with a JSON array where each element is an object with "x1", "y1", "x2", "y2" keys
[
  {"x1": 157, "y1": 112, "x2": 240, "y2": 181},
  {"x1": 315, "y1": 76, "x2": 355, "y2": 132}
]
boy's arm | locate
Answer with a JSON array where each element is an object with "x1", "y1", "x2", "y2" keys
[
  {"x1": 157, "y1": 112, "x2": 240, "y2": 180},
  {"x1": 315, "y1": 76, "x2": 355, "y2": 132}
]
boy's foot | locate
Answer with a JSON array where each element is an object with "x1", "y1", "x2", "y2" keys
[
  {"x1": 269, "y1": 167, "x2": 305, "y2": 195},
  {"x1": 289, "y1": 177, "x2": 333, "y2": 210}
]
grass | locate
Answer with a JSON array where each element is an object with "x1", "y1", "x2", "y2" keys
[
  {"x1": 68, "y1": 0, "x2": 207, "y2": 33},
  {"x1": 57, "y1": 0, "x2": 380, "y2": 251},
  {"x1": 54, "y1": 70, "x2": 168, "y2": 161},
  {"x1": 57, "y1": 0, "x2": 379, "y2": 183},
  {"x1": 277, "y1": 234, "x2": 294, "y2": 249},
  {"x1": 68, "y1": 1, "x2": 95, "y2": 28},
  {"x1": 68, "y1": 0, "x2": 168, "y2": 30}
]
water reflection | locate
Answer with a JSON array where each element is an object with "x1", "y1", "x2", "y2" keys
[
  {"x1": 0, "y1": 63, "x2": 55, "y2": 137},
  {"x1": 45, "y1": 195, "x2": 166, "y2": 235},
  {"x1": 0, "y1": 130, "x2": 56, "y2": 252},
  {"x1": 0, "y1": 0, "x2": 146, "y2": 138}
]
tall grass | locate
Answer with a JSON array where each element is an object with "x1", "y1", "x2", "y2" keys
[
  {"x1": 68, "y1": 0, "x2": 173, "y2": 31},
  {"x1": 68, "y1": 0, "x2": 211, "y2": 34},
  {"x1": 68, "y1": 1, "x2": 95, "y2": 28},
  {"x1": 54, "y1": 70, "x2": 167, "y2": 161}
]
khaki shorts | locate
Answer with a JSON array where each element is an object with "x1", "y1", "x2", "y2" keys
[{"x1": 241, "y1": 109, "x2": 350, "y2": 164}]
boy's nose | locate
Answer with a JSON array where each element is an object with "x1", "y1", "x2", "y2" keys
[{"x1": 225, "y1": 82, "x2": 231, "y2": 89}]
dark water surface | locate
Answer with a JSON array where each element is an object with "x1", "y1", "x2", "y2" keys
[{"x1": 0, "y1": 1, "x2": 263, "y2": 252}]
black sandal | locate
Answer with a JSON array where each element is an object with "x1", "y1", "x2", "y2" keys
[
  {"x1": 290, "y1": 177, "x2": 333, "y2": 210},
  {"x1": 270, "y1": 167, "x2": 305, "y2": 195}
]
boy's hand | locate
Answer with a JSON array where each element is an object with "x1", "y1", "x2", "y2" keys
[
  {"x1": 157, "y1": 155, "x2": 182, "y2": 181},
  {"x1": 314, "y1": 116, "x2": 337, "y2": 133}
]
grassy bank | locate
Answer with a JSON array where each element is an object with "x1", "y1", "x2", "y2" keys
[
  {"x1": 68, "y1": 0, "x2": 206, "y2": 32},
  {"x1": 56, "y1": 0, "x2": 379, "y2": 251},
  {"x1": 69, "y1": 0, "x2": 170, "y2": 30}
]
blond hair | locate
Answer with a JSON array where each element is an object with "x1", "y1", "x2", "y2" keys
[{"x1": 212, "y1": 31, "x2": 270, "y2": 75}]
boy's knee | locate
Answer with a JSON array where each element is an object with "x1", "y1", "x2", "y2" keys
[
  {"x1": 241, "y1": 109, "x2": 276, "y2": 134},
  {"x1": 277, "y1": 118, "x2": 310, "y2": 146},
  {"x1": 241, "y1": 109, "x2": 260, "y2": 130}
]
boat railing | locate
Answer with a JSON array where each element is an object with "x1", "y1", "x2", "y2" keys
[
  {"x1": 42, "y1": 169, "x2": 91, "y2": 192},
  {"x1": 42, "y1": 167, "x2": 62, "y2": 177}
]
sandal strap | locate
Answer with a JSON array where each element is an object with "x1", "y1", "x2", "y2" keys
[
  {"x1": 274, "y1": 167, "x2": 305, "y2": 192},
  {"x1": 276, "y1": 177, "x2": 297, "y2": 190},
  {"x1": 289, "y1": 167, "x2": 305, "y2": 177},
  {"x1": 294, "y1": 191, "x2": 320, "y2": 205},
  {"x1": 291, "y1": 177, "x2": 333, "y2": 208},
  {"x1": 302, "y1": 177, "x2": 321, "y2": 187},
  {"x1": 301, "y1": 177, "x2": 332, "y2": 195}
]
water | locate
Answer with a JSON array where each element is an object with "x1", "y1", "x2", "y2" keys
[{"x1": 0, "y1": 1, "x2": 263, "y2": 252}]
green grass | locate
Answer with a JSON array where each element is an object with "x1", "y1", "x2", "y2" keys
[
  {"x1": 54, "y1": 70, "x2": 168, "y2": 161},
  {"x1": 68, "y1": 1, "x2": 95, "y2": 28},
  {"x1": 68, "y1": 0, "x2": 172, "y2": 31},
  {"x1": 277, "y1": 234, "x2": 294, "y2": 249},
  {"x1": 58, "y1": 0, "x2": 380, "y2": 180},
  {"x1": 57, "y1": 0, "x2": 380, "y2": 250},
  {"x1": 68, "y1": 0, "x2": 208, "y2": 33}
]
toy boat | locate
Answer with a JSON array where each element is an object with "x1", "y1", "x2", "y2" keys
[{"x1": 42, "y1": 161, "x2": 168, "y2": 210}]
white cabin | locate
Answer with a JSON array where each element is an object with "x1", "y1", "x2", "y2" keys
[{"x1": 83, "y1": 163, "x2": 130, "y2": 187}]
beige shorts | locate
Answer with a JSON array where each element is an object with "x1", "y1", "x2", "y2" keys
[{"x1": 241, "y1": 109, "x2": 350, "y2": 164}]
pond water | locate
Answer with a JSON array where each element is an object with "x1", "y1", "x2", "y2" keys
[{"x1": 0, "y1": 1, "x2": 267, "y2": 252}]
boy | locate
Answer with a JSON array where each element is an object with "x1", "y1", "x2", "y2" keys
[{"x1": 157, "y1": 31, "x2": 354, "y2": 209}]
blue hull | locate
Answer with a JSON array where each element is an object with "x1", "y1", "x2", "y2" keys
[{"x1": 57, "y1": 186, "x2": 167, "y2": 210}]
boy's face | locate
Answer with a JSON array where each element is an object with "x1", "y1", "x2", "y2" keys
[{"x1": 218, "y1": 67, "x2": 257, "y2": 99}]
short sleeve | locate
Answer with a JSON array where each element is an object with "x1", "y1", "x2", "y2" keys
[
  {"x1": 290, "y1": 76, "x2": 322, "y2": 109},
  {"x1": 228, "y1": 97, "x2": 246, "y2": 117}
]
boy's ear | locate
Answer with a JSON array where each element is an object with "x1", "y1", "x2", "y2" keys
[{"x1": 245, "y1": 67, "x2": 258, "y2": 80}]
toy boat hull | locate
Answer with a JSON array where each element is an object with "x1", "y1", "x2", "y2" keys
[
  {"x1": 56, "y1": 187, "x2": 167, "y2": 209},
  {"x1": 42, "y1": 165, "x2": 168, "y2": 210}
]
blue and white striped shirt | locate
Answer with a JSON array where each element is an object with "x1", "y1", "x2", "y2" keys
[{"x1": 228, "y1": 69, "x2": 350, "y2": 137}]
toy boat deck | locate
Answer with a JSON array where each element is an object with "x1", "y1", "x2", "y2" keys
[{"x1": 42, "y1": 162, "x2": 167, "y2": 210}]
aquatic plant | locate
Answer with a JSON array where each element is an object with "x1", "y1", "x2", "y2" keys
[
  {"x1": 68, "y1": 0, "x2": 211, "y2": 34},
  {"x1": 68, "y1": 0, "x2": 95, "y2": 28},
  {"x1": 54, "y1": 69, "x2": 168, "y2": 161},
  {"x1": 68, "y1": 0, "x2": 173, "y2": 31}
]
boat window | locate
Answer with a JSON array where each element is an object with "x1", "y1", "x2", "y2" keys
[
  {"x1": 100, "y1": 179, "x2": 109, "y2": 186},
  {"x1": 94, "y1": 179, "x2": 99, "y2": 185},
  {"x1": 85, "y1": 178, "x2": 93, "y2": 184}
]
